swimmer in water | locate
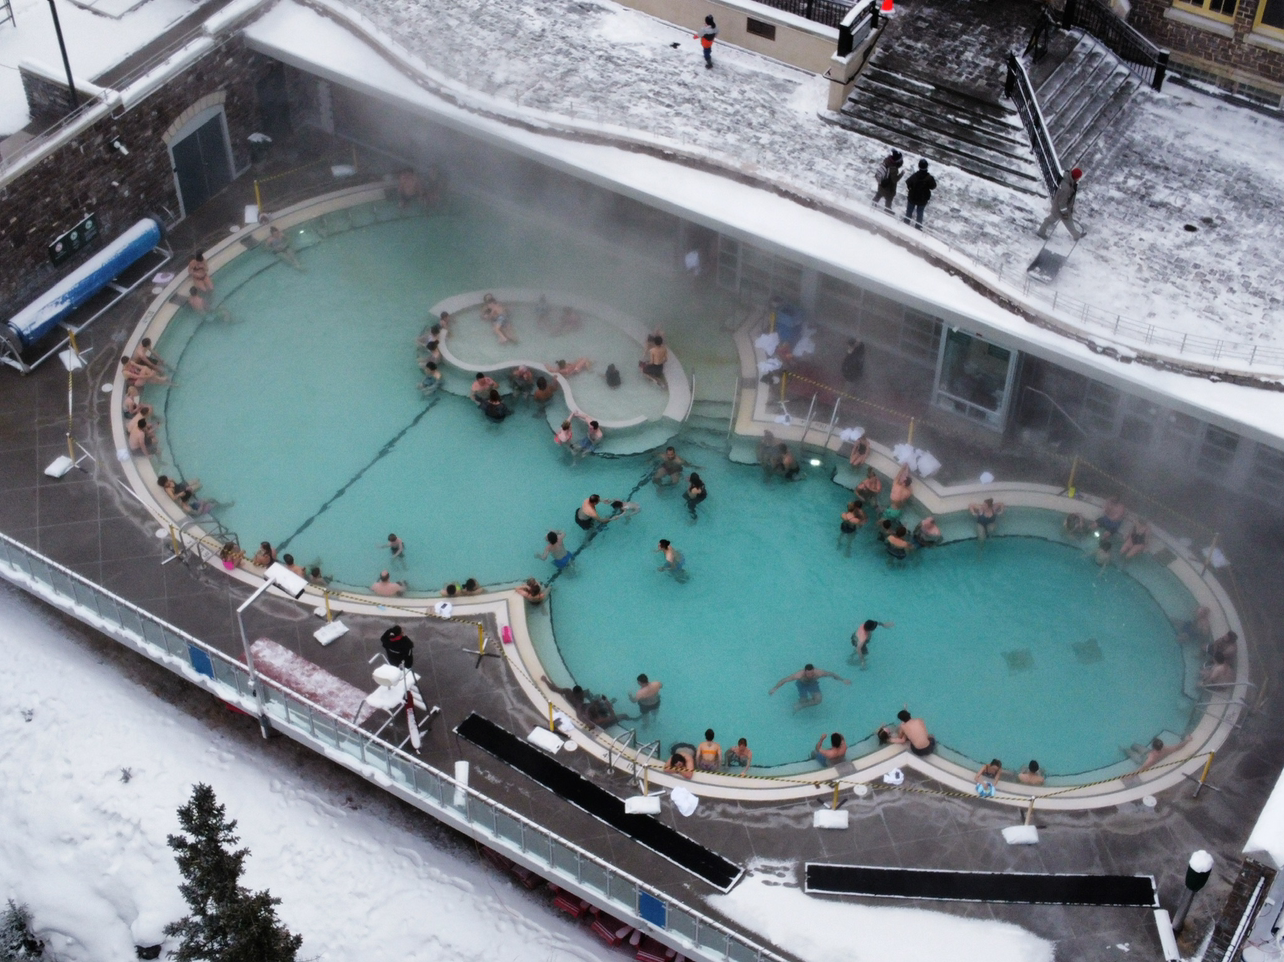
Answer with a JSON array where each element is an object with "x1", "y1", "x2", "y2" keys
[
  {"x1": 838, "y1": 500, "x2": 867, "y2": 555},
  {"x1": 575, "y1": 494, "x2": 613, "y2": 530},
  {"x1": 470, "y1": 372, "x2": 499, "y2": 403},
  {"x1": 610, "y1": 500, "x2": 641, "y2": 521},
  {"x1": 851, "y1": 619, "x2": 893, "y2": 668},
  {"x1": 418, "y1": 360, "x2": 442, "y2": 396},
  {"x1": 656, "y1": 539, "x2": 686, "y2": 580},
  {"x1": 768, "y1": 664, "x2": 850, "y2": 712},
  {"x1": 386, "y1": 533, "x2": 405, "y2": 560},
  {"x1": 553, "y1": 420, "x2": 574, "y2": 447},
  {"x1": 684, "y1": 473, "x2": 707, "y2": 520},
  {"x1": 913, "y1": 516, "x2": 942, "y2": 547},
  {"x1": 508, "y1": 365, "x2": 535, "y2": 400},
  {"x1": 814, "y1": 732, "x2": 848, "y2": 766},
  {"x1": 479, "y1": 389, "x2": 510, "y2": 422},
  {"x1": 1018, "y1": 760, "x2": 1045, "y2": 786},
  {"x1": 776, "y1": 444, "x2": 800, "y2": 481},
  {"x1": 266, "y1": 226, "x2": 303, "y2": 270},
  {"x1": 533, "y1": 376, "x2": 559, "y2": 409},
  {"x1": 665, "y1": 746, "x2": 695, "y2": 778},
  {"x1": 725, "y1": 738, "x2": 753, "y2": 769},
  {"x1": 538, "y1": 530, "x2": 575, "y2": 570},
  {"x1": 969, "y1": 497, "x2": 1004, "y2": 546},
  {"x1": 653, "y1": 446, "x2": 695, "y2": 485},
  {"x1": 548, "y1": 358, "x2": 591, "y2": 377},
  {"x1": 886, "y1": 524, "x2": 912, "y2": 560},
  {"x1": 481, "y1": 293, "x2": 517, "y2": 344},
  {"x1": 604, "y1": 363, "x2": 622, "y2": 388},
  {"x1": 515, "y1": 577, "x2": 547, "y2": 604},
  {"x1": 975, "y1": 759, "x2": 1003, "y2": 797}
]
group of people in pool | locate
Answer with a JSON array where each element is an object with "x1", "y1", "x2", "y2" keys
[{"x1": 1062, "y1": 495, "x2": 1151, "y2": 567}]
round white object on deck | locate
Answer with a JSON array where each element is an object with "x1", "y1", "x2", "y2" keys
[
  {"x1": 852, "y1": 784, "x2": 869, "y2": 797},
  {"x1": 562, "y1": 740, "x2": 578, "y2": 752},
  {"x1": 154, "y1": 528, "x2": 168, "y2": 539},
  {"x1": 1142, "y1": 795, "x2": 1158, "y2": 808},
  {"x1": 101, "y1": 382, "x2": 113, "y2": 392}
]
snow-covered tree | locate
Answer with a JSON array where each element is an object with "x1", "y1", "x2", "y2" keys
[
  {"x1": 164, "y1": 783, "x2": 302, "y2": 962},
  {"x1": 0, "y1": 900, "x2": 44, "y2": 961}
]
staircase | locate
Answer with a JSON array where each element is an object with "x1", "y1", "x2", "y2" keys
[
  {"x1": 827, "y1": 64, "x2": 1044, "y2": 195},
  {"x1": 1033, "y1": 32, "x2": 1140, "y2": 168}
]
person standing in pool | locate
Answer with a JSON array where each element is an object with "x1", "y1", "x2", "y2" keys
[
  {"x1": 573, "y1": 416, "x2": 604, "y2": 457},
  {"x1": 386, "y1": 533, "x2": 406, "y2": 563},
  {"x1": 768, "y1": 664, "x2": 850, "y2": 712},
  {"x1": 851, "y1": 619, "x2": 894, "y2": 668},
  {"x1": 629, "y1": 674, "x2": 663, "y2": 721},
  {"x1": 884, "y1": 708, "x2": 935, "y2": 755},
  {"x1": 969, "y1": 498, "x2": 1004, "y2": 546},
  {"x1": 639, "y1": 334, "x2": 668, "y2": 386},
  {"x1": 838, "y1": 500, "x2": 867, "y2": 555},
  {"x1": 814, "y1": 732, "x2": 848, "y2": 766},
  {"x1": 725, "y1": 738, "x2": 753, "y2": 769},
  {"x1": 538, "y1": 530, "x2": 575, "y2": 570},
  {"x1": 533, "y1": 376, "x2": 559, "y2": 410},
  {"x1": 479, "y1": 389, "x2": 510, "y2": 422},
  {"x1": 656, "y1": 539, "x2": 687, "y2": 580},
  {"x1": 481, "y1": 293, "x2": 517, "y2": 344},
  {"x1": 470, "y1": 372, "x2": 499, "y2": 403},
  {"x1": 372, "y1": 570, "x2": 406, "y2": 597},
  {"x1": 855, "y1": 467, "x2": 882, "y2": 509},
  {"x1": 653, "y1": 446, "x2": 695, "y2": 485},
  {"x1": 684, "y1": 474, "x2": 707, "y2": 520},
  {"x1": 695, "y1": 730, "x2": 722, "y2": 771},
  {"x1": 575, "y1": 494, "x2": 613, "y2": 530}
]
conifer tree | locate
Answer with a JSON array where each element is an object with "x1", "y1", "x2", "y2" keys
[
  {"x1": 164, "y1": 783, "x2": 302, "y2": 962},
  {"x1": 0, "y1": 900, "x2": 44, "y2": 961}
]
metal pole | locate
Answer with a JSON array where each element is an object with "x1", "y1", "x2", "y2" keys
[
  {"x1": 236, "y1": 579, "x2": 276, "y2": 738},
  {"x1": 46, "y1": 0, "x2": 78, "y2": 111},
  {"x1": 1193, "y1": 751, "x2": 1215, "y2": 798},
  {"x1": 1200, "y1": 532, "x2": 1219, "y2": 576},
  {"x1": 1066, "y1": 455, "x2": 1079, "y2": 495}
]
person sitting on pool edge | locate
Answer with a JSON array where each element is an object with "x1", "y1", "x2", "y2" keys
[
  {"x1": 815, "y1": 732, "x2": 848, "y2": 766},
  {"x1": 975, "y1": 758, "x2": 1003, "y2": 797},
  {"x1": 695, "y1": 730, "x2": 722, "y2": 771},
  {"x1": 639, "y1": 333, "x2": 667, "y2": 386},
  {"x1": 725, "y1": 738, "x2": 753, "y2": 769},
  {"x1": 878, "y1": 709, "x2": 935, "y2": 755},
  {"x1": 372, "y1": 570, "x2": 406, "y2": 597},
  {"x1": 1092, "y1": 495, "x2": 1127, "y2": 536}
]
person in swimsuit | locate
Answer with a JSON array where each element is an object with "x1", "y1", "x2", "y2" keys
[
  {"x1": 665, "y1": 745, "x2": 695, "y2": 778},
  {"x1": 1095, "y1": 532, "x2": 1114, "y2": 567},
  {"x1": 1094, "y1": 496, "x2": 1127, "y2": 535},
  {"x1": 838, "y1": 500, "x2": 867, "y2": 555},
  {"x1": 1202, "y1": 652, "x2": 1234, "y2": 686},
  {"x1": 533, "y1": 376, "x2": 559, "y2": 409},
  {"x1": 1135, "y1": 735, "x2": 1190, "y2": 771},
  {"x1": 913, "y1": 516, "x2": 942, "y2": 547},
  {"x1": 419, "y1": 361, "x2": 442, "y2": 396},
  {"x1": 480, "y1": 293, "x2": 516, "y2": 344},
  {"x1": 856, "y1": 468, "x2": 882, "y2": 508},
  {"x1": 848, "y1": 436, "x2": 870, "y2": 469},
  {"x1": 975, "y1": 759, "x2": 1003, "y2": 797},
  {"x1": 586, "y1": 694, "x2": 630, "y2": 727},
  {"x1": 893, "y1": 709, "x2": 935, "y2": 755},
  {"x1": 776, "y1": 445, "x2": 801, "y2": 481},
  {"x1": 630, "y1": 674, "x2": 663, "y2": 720},
  {"x1": 386, "y1": 533, "x2": 406, "y2": 560},
  {"x1": 252, "y1": 541, "x2": 276, "y2": 567},
  {"x1": 573, "y1": 416, "x2": 603, "y2": 458},
  {"x1": 479, "y1": 389, "x2": 510, "y2": 422},
  {"x1": 604, "y1": 363, "x2": 622, "y2": 388},
  {"x1": 890, "y1": 465, "x2": 913, "y2": 510},
  {"x1": 541, "y1": 675, "x2": 591, "y2": 725},
  {"x1": 886, "y1": 525, "x2": 912, "y2": 560},
  {"x1": 219, "y1": 542, "x2": 245, "y2": 570},
  {"x1": 815, "y1": 732, "x2": 848, "y2": 766},
  {"x1": 1018, "y1": 760, "x2": 1045, "y2": 786},
  {"x1": 538, "y1": 530, "x2": 574, "y2": 570},
  {"x1": 576, "y1": 494, "x2": 612, "y2": 530},
  {"x1": 187, "y1": 251, "x2": 213, "y2": 292},
  {"x1": 131, "y1": 337, "x2": 167, "y2": 374},
  {"x1": 769, "y1": 664, "x2": 850, "y2": 712},
  {"x1": 416, "y1": 320, "x2": 444, "y2": 350},
  {"x1": 508, "y1": 365, "x2": 535, "y2": 400},
  {"x1": 372, "y1": 570, "x2": 407, "y2": 596},
  {"x1": 1121, "y1": 519, "x2": 1149, "y2": 560},
  {"x1": 969, "y1": 498, "x2": 1004, "y2": 545},
  {"x1": 684, "y1": 474, "x2": 707, "y2": 520},
  {"x1": 725, "y1": 738, "x2": 753, "y2": 769},
  {"x1": 610, "y1": 500, "x2": 641, "y2": 520},
  {"x1": 548, "y1": 358, "x2": 591, "y2": 377},
  {"x1": 657, "y1": 539, "x2": 686, "y2": 579},
  {"x1": 1063, "y1": 512, "x2": 1089, "y2": 538},
  {"x1": 266, "y1": 227, "x2": 303, "y2": 270},
  {"x1": 695, "y1": 729, "x2": 722, "y2": 771},
  {"x1": 1209, "y1": 629, "x2": 1238, "y2": 664},
  {"x1": 851, "y1": 619, "x2": 894, "y2": 668},
  {"x1": 653, "y1": 446, "x2": 693, "y2": 485},
  {"x1": 516, "y1": 577, "x2": 547, "y2": 604},
  {"x1": 553, "y1": 420, "x2": 574, "y2": 448},
  {"x1": 639, "y1": 335, "x2": 668, "y2": 386},
  {"x1": 470, "y1": 372, "x2": 499, "y2": 403}
]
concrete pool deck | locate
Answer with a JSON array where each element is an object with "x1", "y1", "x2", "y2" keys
[{"x1": 9, "y1": 165, "x2": 1280, "y2": 962}]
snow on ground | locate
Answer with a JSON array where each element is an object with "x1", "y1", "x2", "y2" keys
[
  {"x1": 0, "y1": 586, "x2": 614, "y2": 962},
  {"x1": 334, "y1": 0, "x2": 1282, "y2": 349},
  {"x1": 0, "y1": 0, "x2": 202, "y2": 135},
  {"x1": 709, "y1": 869, "x2": 1054, "y2": 962}
]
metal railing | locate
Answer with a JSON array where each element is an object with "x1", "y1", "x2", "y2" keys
[
  {"x1": 754, "y1": 0, "x2": 852, "y2": 28},
  {"x1": 1005, "y1": 53, "x2": 1063, "y2": 196},
  {"x1": 0, "y1": 530, "x2": 785, "y2": 962},
  {"x1": 1062, "y1": 0, "x2": 1169, "y2": 91}
]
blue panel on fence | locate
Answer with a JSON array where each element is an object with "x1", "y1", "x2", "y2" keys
[
  {"x1": 638, "y1": 891, "x2": 667, "y2": 929},
  {"x1": 188, "y1": 645, "x2": 215, "y2": 678}
]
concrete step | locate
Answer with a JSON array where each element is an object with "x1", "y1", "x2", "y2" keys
[
  {"x1": 685, "y1": 413, "x2": 728, "y2": 434},
  {"x1": 861, "y1": 66, "x2": 1020, "y2": 137},
  {"x1": 1032, "y1": 33, "x2": 1141, "y2": 168},
  {"x1": 1043, "y1": 53, "x2": 1115, "y2": 131},
  {"x1": 689, "y1": 399, "x2": 733, "y2": 419},
  {"x1": 1057, "y1": 71, "x2": 1139, "y2": 166}
]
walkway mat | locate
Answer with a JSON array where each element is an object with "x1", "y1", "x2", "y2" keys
[
  {"x1": 805, "y1": 863, "x2": 1157, "y2": 906},
  {"x1": 455, "y1": 713, "x2": 742, "y2": 891}
]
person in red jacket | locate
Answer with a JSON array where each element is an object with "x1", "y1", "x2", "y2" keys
[{"x1": 695, "y1": 15, "x2": 718, "y2": 69}]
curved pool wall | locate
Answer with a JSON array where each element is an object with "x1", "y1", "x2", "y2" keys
[{"x1": 116, "y1": 186, "x2": 1247, "y2": 806}]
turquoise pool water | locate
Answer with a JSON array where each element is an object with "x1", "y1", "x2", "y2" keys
[{"x1": 150, "y1": 199, "x2": 1198, "y2": 776}]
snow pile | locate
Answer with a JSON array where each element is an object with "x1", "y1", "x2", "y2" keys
[
  {"x1": 709, "y1": 871, "x2": 1054, "y2": 962},
  {"x1": 0, "y1": 589, "x2": 611, "y2": 962},
  {"x1": 249, "y1": 636, "x2": 375, "y2": 724}
]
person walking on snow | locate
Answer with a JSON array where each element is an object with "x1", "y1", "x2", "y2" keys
[
  {"x1": 1037, "y1": 166, "x2": 1086, "y2": 241},
  {"x1": 903, "y1": 159, "x2": 936, "y2": 228},
  {"x1": 873, "y1": 149, "x2": 903, "y2": 210},
  {"x1": 696, "y1": 15, "x2": 718, "y2": 69}
]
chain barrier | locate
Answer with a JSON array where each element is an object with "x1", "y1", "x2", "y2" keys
[{"x1": 781, "y1": 371, "x2": 915, "y2": 426}]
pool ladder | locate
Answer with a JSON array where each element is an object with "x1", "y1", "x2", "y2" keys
[{"x1": 605, "y1": 728, "x2": 662, "y2": 789}]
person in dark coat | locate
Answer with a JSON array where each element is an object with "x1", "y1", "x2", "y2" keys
[
  {"x1": 841, "y1": 339, "x2": 866, "y2": 382},
  {"x1": 873, "y1": 149, "x2": 903, "y2": 210},
  {"x1": 381, "y1": 625, "x2": 414, "y2": 669},
  {"x1": 903, "y1": 159, "x2": 936, "y2": 228},
  {"x1": 1037, "y1": 167, "x2": 1086, "y2": 240}
]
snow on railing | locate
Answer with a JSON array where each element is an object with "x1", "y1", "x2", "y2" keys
[{"x1": 0, "y1": 531, "x2": 784, "y2": 962}]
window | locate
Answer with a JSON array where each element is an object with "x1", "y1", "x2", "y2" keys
[
  {"x1": 746, "y1": 17, "x2": 777, "y2": 40},
  {"x1": 1197, "y1": 426, "x2": 1240, "y2": 476},
  {"x1": 1256, "y1": 0, "x2": 1284, "y2": 31},
  {"x1": 1177, "y1": 0, "x2": 1237, "y2": 21}
]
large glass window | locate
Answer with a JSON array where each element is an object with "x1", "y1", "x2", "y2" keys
[
  {"x1": 1176, "y1": 0, "x2": 1237, "y2": 21},
  {"x1": 1256, "y1": 0, "x2": 1284, "y2": 31},
  {"x1": 933, "y1": 329, "x2": 1015, "y2": 428}
]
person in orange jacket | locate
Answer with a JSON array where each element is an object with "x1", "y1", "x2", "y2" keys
[{"x1": 695, "y1": 15, "x2": 718, "y2": 69}]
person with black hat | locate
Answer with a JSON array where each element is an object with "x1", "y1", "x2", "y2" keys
[
  {"x1": 695, "y1": 15, "x2": 718, "y2": 69},
  {"x1": 1037, "y1": 166, "x2": 1086, "y2": 240},
  {"x1": 380, "y1": 624, "x2": 414, "y2": 669},
  {"x1": 903, "y1": 159, "x2": 937, "y2": 229},
  {"x1": 873, "y1": 149, "x2": 903, "y2": 210}
]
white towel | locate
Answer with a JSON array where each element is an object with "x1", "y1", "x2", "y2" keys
[
  {"x1": 1203, "y1": 546, "x2": 1229, "y2": 569},
  {"x1": 754, "y1": 331, "x2": 780, "y2": 356},
  {"x1": 670, "y1": 785, "x2": 699, "y2": 816},
  {"x1": 434, "y1": 601, "x2": 453, "y2": 618},
  {"x1": 892, "y1": 443, "x2": 916, "y2": 465},
  {"x1": 838, "y1": 427, "x2": 866, "y2": 442},
  {"x1": 979, "y1": 471, "x2": 995, "y2": 484},
  {"x1": 757, "y1": 357, "x2": 782, "y2": 375},
  {"x1": 793, "y1": 335, "x2": 816, "y2": 357},
  {"x1": 882, "y1": 768, "x2": 905, "y2": 786},
  {"x1": 916, "y1": 451, "x2": 942, "y2": 478},
  {"x1": 774, "y1": 414, "x2": 792, "y2": 425}
]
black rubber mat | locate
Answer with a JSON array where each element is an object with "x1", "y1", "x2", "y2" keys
[
  {"x1": 806, "y1": 863, "x2": 1157, "y2": 906},
  {"x1": 455, "y1": 713, "x2": 742, "y2": 891}
]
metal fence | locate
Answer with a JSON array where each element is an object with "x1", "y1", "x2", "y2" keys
[
  {"x1": 1004, "y1": 53, "x2": 1063, "y2": 197},
  {"x1": 754, "y1": 0, "x2": 853, "y2": 28},
  {"x1": 0, "y1": 531, "x2": 787, "y2": 962},
  {"x1": 1062, "y1": 0, "x2": 1169, "y2": 91}
]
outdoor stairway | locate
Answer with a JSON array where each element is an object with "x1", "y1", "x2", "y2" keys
[
  {"x1": 828, "y1": 64, "x2": 1043, "y2": 195},
  {"x1": 1033, "y1": 33, "x2": 1140, "y2": 168}
]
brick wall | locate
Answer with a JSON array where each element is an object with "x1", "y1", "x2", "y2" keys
[
  {"x1": 1130, "y1": 0, "x2": 1284, "y2": 88},
  {"x1": 19, "y1": 67, "x2": 78, "y2": 132},
  {"x1": 0, "y1": 39, "x2": 275, "y2": 319}
]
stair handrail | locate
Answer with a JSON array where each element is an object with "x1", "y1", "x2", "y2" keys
[
  {"x1": 1004, "y1": 52, "x2": 1064, "y2": 197},
  {"x1": 1062, "y1": 0, "x2": 1169, "y2": 91}
]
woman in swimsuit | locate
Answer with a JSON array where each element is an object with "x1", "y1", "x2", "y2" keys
[
  {"x1": 252, "y1": 541, "x2": 276, "y2": 567},
  {"x1": 855, "y1": 468, "x2": 882, "y2": 508},
  {"x1": 886, "y1": 525, "x2": 911, "y2": 560},
  {"x1": 969, "y1": 498, "x2": 1004, "y2": 544},
  {"x1": 890, "y1": 464, "x2": 913, "y2": 510},
  {"x1": 848, "y1": 436, "x2": 870, "y2": 468},
  {"x1": 975, "y1": 759, "x2": 1003, "y2": 797},
  {"x1": 695, "y1": 730, "x2": 722, "y2": 771},
  {"x1": 1121, "y1": 519, "x2": 1149, "y2": 560},
  {"x1": 188, "y1": 251, "x2": 213, "y2": 292},
  {"x1": 684, "y1": 473, "x2": 707, "y2": 520},
  {"x1": 837, "y1": 500, "x2": 866, "y2": 555},
  {"x1": 913, "y1": 516, "x2": 942, "y2": 547},
  {"x1": 515, "y1": 577, "x2": 547, "y2": 604}
]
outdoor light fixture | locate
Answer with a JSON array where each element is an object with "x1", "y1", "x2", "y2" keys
[
  {"x1": 264, "y1": 562, "x2": 308, "y2": 599},
  {"x1": 809, "y1": 458, "x2": 822, "y2": 466}
]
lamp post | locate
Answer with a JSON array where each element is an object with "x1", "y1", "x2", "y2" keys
[
  {"x1": 1172, "y1": 850, "x2": 1214, "y2": 934},
  {"x1": 46, "y1": 0, "x2": 78, "y2": 112},
  {"x1": 236, "y1": 563, "x2": 309, "y2": 740}
]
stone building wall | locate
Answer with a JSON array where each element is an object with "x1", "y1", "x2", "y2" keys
[
  {"x1": 0, "y1": 39, "x2": 275, "y2": 319},
  {"x1": 1129, "y1": 0, "x2": 1284, "y2": 93}
]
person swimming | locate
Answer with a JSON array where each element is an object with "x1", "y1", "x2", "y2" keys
[
  {"x1": 838, "y1": 500, "x2": 867, "y2": 555},
  {"x1": 656, "y1": 539, "x2": 686, "y2": 578},
  {"x1": 684, "y1": 473, "x2": 707, "y2": 520},
  {"x1": 538, "y1": 530, "x2": 574, "y2": 569},
  {"x1": 604, "y1": 363, "x2": 622, "y2": 388}
]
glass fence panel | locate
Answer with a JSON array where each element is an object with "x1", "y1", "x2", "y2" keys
[
  {"x1": 311, "y1": 712, "x2": 339, "y2": 748},
  {"x1": 24, "y1": 555, "x2": 52, "y2": 588},
  {"x1": 493, "y1": 809, "x2": 524, "y2": 848},
  {"x1": 161, "y1": 628, "x2": 190, "y2": 660},
  {"x1": 412, "y1": 766, "x2": 443, "y2": 805},
  {"x1": 210, "y1": 655, "x2": 240, "y2": 693},
  {"x1": 669, "y1": 907, "x2": 700, "y2": 944},
  {"x1": 608, "y1": 873, "x2": 637, "y2": 911},
  {"x1": 92, "y1": 592, "x2": 122, "y2": 630},
  {"x1": 284, "y1": 695, "x2": 310, "y2": 729},
  {"x1": 335, "y1": 725, "x2": 365, "y2": 762},
  {"x1": 388, "y1": 754, "x2": 415, "y2": 789},
  {"x1": 467, "y1": 795, "x2": 496, "y2": 835},
  {"x1": 551, "y1": 839, "x2": 579, "y2": 878},
  {"x1": 524, "y1": 830, "x2": 551, "y2": 866},
  {"x1": 6, "y1": 544, "x2": 36, "y2": 579},
  {"x1": 46, "y1": 566, "x2": 74, "y2": 601},
  {"x1": 579, "y1": 859, "x2": 609, "y2": 897},
  {"x1": 698, "y1": 924, "x2": 729, "y2": 956},
  {"x1": 141, "y1": 619, "x2": 168, "y2": 652},
  {"x1": 727, "y1": 938, "x2": 760, "y2": 962},
  {"x1": 365, "y1": 740, "x2": 389, "y2": 772},
  {"x1": 115, "y1": 604, "x2": 145, "y2": 640},
  {"x1": 70, "y1": 579, "x2": 102, "y2": 618}
]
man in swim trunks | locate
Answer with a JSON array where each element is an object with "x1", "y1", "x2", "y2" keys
[
  {"x1": 386, "y1": 533, "x2": 405, "y2": 559},
  {"x1": 894, "y1": 709, "x2": 936, "y2": 755},
  {"x1": 656, "y1": 539, "x2": 685, "y2": 576},
  {"x1": 1093, "y1": 495, "x2": 1127, "y2": 536},
  {"x1": 629, "y1": 674, "x2": 663, "y2": 718},
  {"x1": 541, "y1": 675, "x2": 591, "y2": 725},
  {"x1": 725, "y1": 738, "x2": 753, "y2": 768},
  {"x1": 573, "y1": 416, "x2": 603, "y2": 457},
  {"x1": 653, "y1": 446, "x2": 694, "y2": 485},
  {"x1": 639, "y1": 335, "x2": 668, "y2": 386},
  {"x1": 851, "y1": 619, "x2": 894, "y2": 668},
  {"x1": 1136, "y1": 734, "x2": 1190, "y2": 771},
  {"x1": 533, "y1": 376, "x2": 559, "y2": 407},
  {"x1": 371, "y1": 570, "x2": 406, "y2": 597},
  {"x1": 575, "y1": 494, "x2": 612, "y2": 530},
  {"x1": 815, "y1": 732, "x2": 848, "y2": 766},
  {"x1": 538, "y1": 530, "x2": 574, "y2": 569},
  {"x1": 768, "y1": 664, "x2": 850, "y2": 712},
  {"x1": 695, "y1": 729, "x2": 722, "y2": 771}
]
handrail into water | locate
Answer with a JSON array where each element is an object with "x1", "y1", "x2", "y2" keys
[
  {"x1": 820, "y1": 398, "x2": 841, "y2": 451},
  {"x1": 726, "y1": 376, "x2": 740, "y2": 443},
  {"x1": 1021, "y1": 385, "x2": 1090, "y2": 438},
  {"x1": 800, "y1": 392, "x2": 818, "y2": 445},
  {"x1": 0, "y1": 529, "x2": 786, "y2": 958},
  {"x1": 606, "y1": 727, "x2": 638, "y2": 772}
]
